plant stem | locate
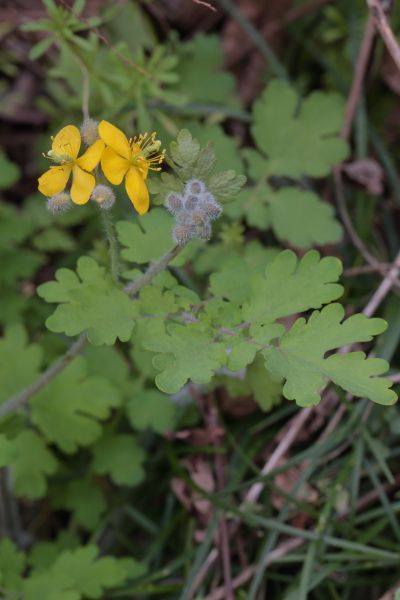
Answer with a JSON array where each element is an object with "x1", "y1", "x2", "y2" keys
[
  {"x1": 0, "y1": 245, "x2": 183, "y2": 419},
  {"x1": 124, "y1": 245, "x2": 181, "y2": 297},
  {"x1": 101, "y1": 210, "x2": 120, "y2": 281},
  {"x1": 0, "y1": 334, "x2": 87, "y2": 419}
]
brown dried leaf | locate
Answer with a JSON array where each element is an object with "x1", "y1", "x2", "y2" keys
[
  {"x1": 343, "y1": 159, "x2": 384, "y2": 195},
  {"x1": 168, "y1": 427, "x2": 224, "y2": 446},
  {"x1": 272, "y1": 462, "x2": 318, "y2": 511}
]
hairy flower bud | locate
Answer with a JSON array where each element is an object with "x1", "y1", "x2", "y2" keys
[
  {"x1": 165, "y1": 192, "x2": 184, "y2": 214},
  {"x1": 194, "y1": 221, "x2": 212, "y2": 240},
  {"x1": 173, "y1": 222, "x2": 194, "y2": 246},
  {"x1": 46, "y1": 192, "x2": 73, "y2": 214},
  {"x1": 81, "y1": 118, "x2": 100, "y2": 145},
  {"x1": 91, "y1": 184, "x2": 116, "y2": 210},
  {"x1": 190, "y1": 208, "x2": 208, "y2": 225},
  {"x1": 185, "y1": 179, "x2": 205, "y2": 195},
  {"x1": 202, "y1": 193, "x2": 222, "y2": 220},
  {"x1": 184, "y1": 194, "x2": 199, "y2": 210}
]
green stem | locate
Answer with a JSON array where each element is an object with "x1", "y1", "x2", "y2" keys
[
  {"x1": 101, "y1": 210, "x2": 120, "y2": 281},
  {"x1": 0, "y1": 244, "x2": 184, "y2": 419},
  {"x1": 124, "y1": 245, "x2": 181, "y2": 297}
]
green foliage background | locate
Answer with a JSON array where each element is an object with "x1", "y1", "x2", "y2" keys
[{"x1": 1, "y1": 0, "x2": 400, "y2": 598}]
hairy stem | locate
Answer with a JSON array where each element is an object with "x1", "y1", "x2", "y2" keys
[
  {"x1": 0, "y1": 245, "x2": 183, "y2": 419},
  {"x1": 124, "y1": 245, "x2": 181, "y2": 297},
  {"x1": 101, "y1": 210, "x2": 120, "y2": 281}
]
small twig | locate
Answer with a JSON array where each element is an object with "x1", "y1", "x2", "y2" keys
[
  {"x1": 334, "y1": 169, "x2": 378, "y2": 271},
  {"x1": 344, "y1": 263, "x2": 391, "y2": 276},
  {"x1": 388, "y1": 372, "x2": 400, "y2": 384},
  {"x1": 203, "y1": 537, "x2": 303, "y2": 600},
  {"x1": 367, "y1": 0, "x2": 400, "y2": 71},
  {"x1": 209, "y1": 399, "x2": 234, "y2": 600},
  {"x1": 244, "y1": 407, "x2": 313, "y2": 505},
  {"x1": 341, "y1": 14, "x2": 375, "y2": 140},
  {"x1": 378, "y1": 583, "x2": 400, "y2": 600},
  {"x1": 363, "y1": 248, "x2": 400, "y2": 317},
  {"x1": 192, "y1": 0, "x2": 216, "y2": 11}
]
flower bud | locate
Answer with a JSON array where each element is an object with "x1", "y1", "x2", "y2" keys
[
  {"x1": 184, "y1": 194, "x2": 199, "y2": 210},
  {"x1": 185, "y1": 179, "x2": 205, "y2": 195},
  {"x1": 191, "y1": 208, "x2": 208, "y2": 225},
  {"x1": 194, "y1": 221, "x2": 212, "y2": 240},
  {"x1": 173, "y1": 222, "x2": 194, "y2": 246},
  {"x1": 80, "y1": 118, "x2": 100, "y2": 145},
  {"x1": 46, "y1": 192, "x2": 73, "y2": 214},
  {"x1": 202, "y1": 194, "x2": 222, "y2": 220},
  {"x1": 91, "y1": 184, "x2": 116, "y2": 210},
  {"x1": 166, "y1": 192, "x2": 184, "y2": 214}
]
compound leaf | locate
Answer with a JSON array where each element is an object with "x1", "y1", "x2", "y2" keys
[
  {"x1": 264, "y1": 303, "x2": 396, "y2": 407},
  {"x1": 51, "y1": 479, "x2": 106, "y2": 531},
  {"x1": 8, "y1": 430, "x2": 58, "y2": 499},
  {"x1": 0, "y1": 324, "x2": 42, "y2": 406},
  {"x1": 31, "y1": 357, "x2": 120, "y2": 453},
  {"x1": 24, "y1": 545, "x2": 139, "y2": 600},
  {"x1": 37, "y1": 256, "x2": 137, "y2": 345},
  {"x1": 251, "y1": 80, "x2": 349, "y2": 177},
  {"x1": 269, "y1": 188, "x2": 343, "y2": 248},
  {"x1": 243, "y1": 250, "x2": 343, "y2": 327},
  {"x1": 117, "y1": 208, "x2": 173, "y2": 264},
  {"x1": 91, "y1": 433, "x2": 145, "y2": 486},
  {"x1": 143, "y1": 319, "x2": 226, "y2": 393},
  {"x1": 126, "y1": 385, "x2": 176, "y2": 433},
  {"x1": 0, "y1": 539, "x2": 24, "y2": 594}
]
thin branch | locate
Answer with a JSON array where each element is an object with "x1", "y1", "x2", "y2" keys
[
  {"x1": 203, "y1": 537, "x2": 303, "y2": 600},
  {"x1": 363, "y1": 248, "x2": 400, "y2": 317},
  {"x1": 192, "y1": 0, "x2": 216, "y2": 11},
  {"x1": 124, "y1": 245, "x2": 181, "y2": 297},
  {"x1": 0, "y1": 334, "x2": 87, "y2": 419},
  {"x1": 244, "y1": 407, "x2": 313, "y2": 505},
  {"x1": 0, "y1": 245, "x2": 183, "y2": 419},
  {"x1": 341, "y1": 14, "x2": 375, "y2": 140},
  {"x1": 367, "y1": 0, "x2": 400, "y2": 71}
]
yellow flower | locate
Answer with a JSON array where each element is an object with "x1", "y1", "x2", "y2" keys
[
  {"x1": 38, "y1": 125, "x2": 104, "y2": 205},
  {"x1": 98, "y1": 120, "x2": 164, "y2": 215}
]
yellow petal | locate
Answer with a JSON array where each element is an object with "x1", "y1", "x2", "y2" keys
[
  {"x1": 51, "y1": 125, "x2": 81, "y2": 160},
  {"x1": 125, "y1": 167, "x2": 149, "y2": 214},
  {"x1": 77, "y1": 139, "x2": 105, "y2": 171},
  {"x1": 70, "y1": 165, "x2": 95, "y2": 205},
  {"x1": 98, "y1": 120, "x2": 131, "y2": 160},
  {"x1": 38, "y1": 165, "x2": 71, "y2": 197},
  {"x1": 101, "y1": 146, "x2": 129, "y2": 185}
]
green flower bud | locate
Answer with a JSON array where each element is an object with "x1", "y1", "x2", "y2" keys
[
  {"x1": 80, "y1": 118, "x2": 100, "y2": 145},
  {"x1": 46, "y1": 192, "x2": 73, "y2": 214},
  {"x1": 91, "y1": 184, "x2": 116, "y2": 210}
]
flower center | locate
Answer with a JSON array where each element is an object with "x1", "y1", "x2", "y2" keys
[
  {"x1": 46, "y1": 150, "x2": 75, "y2": 166},
  {"x1": 129, "y1": 132, "x2": 165, "y2": 174}
]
